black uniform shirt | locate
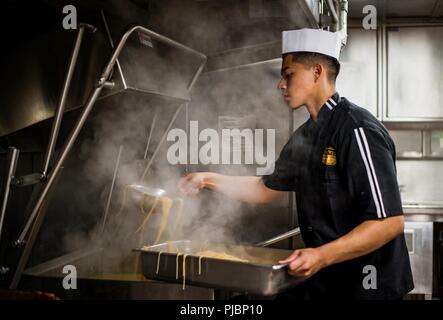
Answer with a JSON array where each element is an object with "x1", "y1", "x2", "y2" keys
[{"x1": 263, "y1": 93, "x2": 414, "y2": 300}]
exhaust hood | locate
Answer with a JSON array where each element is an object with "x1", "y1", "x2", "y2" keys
[{"x1": 0, "y1": 9, "x2": 206, "y2": 138}]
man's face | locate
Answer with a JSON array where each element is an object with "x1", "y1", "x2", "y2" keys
[{"x1": 278, "y1": 55, "x2": 316, "y2": 109}]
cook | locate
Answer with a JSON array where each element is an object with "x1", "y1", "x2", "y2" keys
[{"x1": 178, "y1": 28, "x2": 414, "y2": 300}]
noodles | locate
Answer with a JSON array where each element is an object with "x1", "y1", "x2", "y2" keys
[
  {"x1": 182, "y1": 254, "x2": 189, "y2": 290},
  {"x1": 115, "y1": 181, "x2": 187, "y2": 246},
  {"x1": 153, "y1": 196, "x2": 174, "y2": 244},
  {"x1": 156, "y1": 251, "x2": 162, "y2": 274},
  {"x1": 136, "y1": 195, "x2": 160, "y2": 233}
]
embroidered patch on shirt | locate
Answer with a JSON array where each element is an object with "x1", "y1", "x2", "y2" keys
[{"x1": 322, "y1": 147, "x2": 337, "y2": 166}]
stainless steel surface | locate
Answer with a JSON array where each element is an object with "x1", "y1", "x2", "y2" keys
[
  {"x1": 21, "y1": 247, "x2": 214, "y2": 300},
  {"x1": 256, "y1": 228, "x2": 301, "y2": 247},
  {"x1": 137, "y1": 240, "x2": 305, "y2": 296},
  {"x1": 101, "y1": 13, "x2": 207, "y2": 102},
  {"x1": 101, "y1": 145, "x2": 123, "y2": 234},
  {"x1": 337, "y1": 28, "x2": 378, "y2": 117},
  {"x1": 404, "y1": 221, "x2": 434, "y2": 296},
  {"x1": 430, "y1": 130, "x2": 443, "y2": 157},
  {"x1": 404, "y1": 207, "x2": 443, "y2": 222},
  {"x1": 42, "y1": 24, "x2": 94, "y2": 177},
  {"x1": 385, "y1": 25, "x2": 443, "y2": 121},
  {"x1": 156, "y1": 0, "x2": 319, "y2": 72},
  {"x1": 0, "y1": 13, "x2": 207, "y2": 138},
  {"x1": 397, "y1": 161, "x2": 443, "y2": 207},
  {"x1": 404, "y1": 204, "x2": 443, "y2": 210},
  {"x1": 390, "y1": 130, "x2": 423, "y2": 158},
  {"x1": 24, "y1": 247, "x2": 102, "y2": 276},
  {"x1": 11, "y1": 24, "x2": 186, "y2": 289},
  {"x1": 0, "y1": 24, "x2": 108, "y2": 137},
  {"x1": 0, "y1": 147, "x2": 19, "y2": 248},
  {"x1": 348, "y1": 0, "x2": 442, "y2": 18}
]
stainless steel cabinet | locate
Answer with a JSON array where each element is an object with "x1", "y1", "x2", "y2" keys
[
  {"x1": 397, "y1": 160, "x2": 443, "y2": 206},
  {"x1": 385, "y1": 25, "x2": 443, "y2": 121},
  {"x1": 337, "y1": 28, "x2": 379, "y2": 118},
  {"x1": 404, "y1": 221, "x2": 434, "y2": 298}
]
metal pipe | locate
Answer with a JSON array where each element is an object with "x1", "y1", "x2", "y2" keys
[
  {"x1": 187, "y1": 56, "x2": 207, "y2": 91},
  {"x1": 101, "y1": 145, "x2": 123, "y2": 234},
  {"x1": 139, "y1": 104, "x2": 184, "y2": 182},
  {"x1": 0, "y1": 147, "x2": 19, "y2": 245},
  {"x1": 338, "y1": 0, "x2": 348, "y2": 46},
  {"x1": 256, "y1": 227, "x2": 301, "y2": 247},
  {"x1": 143, "y1": 112, "x2": 158, "y2": 160},
  {"x1": 326, "y1": 0, "x2": 339, "y2": 26},
  {"x1": 42, "y1": 24, "x2": 94, "y2": 177}
]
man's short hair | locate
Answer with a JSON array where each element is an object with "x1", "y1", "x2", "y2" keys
[{"x1": 284, "y1": 52, "x2": 341, "y2": 83}]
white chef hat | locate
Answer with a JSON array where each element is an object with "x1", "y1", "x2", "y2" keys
[{"x1": 282, "y1": 28, "x2": 342, "y2": 61}]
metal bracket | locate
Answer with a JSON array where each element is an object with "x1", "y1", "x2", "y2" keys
[{"x1": 11, "y1": 173, "x2": 45, "y2": 187}]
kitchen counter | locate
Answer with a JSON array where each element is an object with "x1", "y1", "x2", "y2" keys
[{"x1": 403, "y1": 205, "x2": 443, "y2": 222}]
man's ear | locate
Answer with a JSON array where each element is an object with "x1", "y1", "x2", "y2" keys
[{"x1": 313, "y1": 63, "x2": 323, "y2": 82}]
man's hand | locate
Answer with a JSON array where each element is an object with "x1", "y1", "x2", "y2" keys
[
  {"x1": 279, "y1": 216, "x2": 405, "y2": 279},
  {"x1": 279, "y1": 248, "x2": 327, "y2": 279},
  {"x1": 178, "y1": 172, "x2": 210, "y2": 196}
]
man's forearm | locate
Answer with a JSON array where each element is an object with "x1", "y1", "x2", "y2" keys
[
  {"x1": 203, "y1": 173, "x2": 283, "y2": 204},
  {"x1": 317, "y1": 215, "x2": 405, "y2": 268}
]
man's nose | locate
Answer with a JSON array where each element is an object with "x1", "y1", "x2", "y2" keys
[{"x1": 278, "y1": 78, "x2": 287, "y2": 91}]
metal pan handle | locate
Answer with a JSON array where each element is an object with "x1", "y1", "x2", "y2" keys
[{"x1": 256, "y1": 227, "x2": 301, "y2": 247}]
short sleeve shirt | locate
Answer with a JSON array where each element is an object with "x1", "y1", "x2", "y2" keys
[{"x1": 262, "y1": 93, "x2": 414, "y2": 299}]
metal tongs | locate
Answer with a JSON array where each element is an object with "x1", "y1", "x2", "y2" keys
[{"x1": 256, "y1": 227, "x2": 301, "y2": 270}]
